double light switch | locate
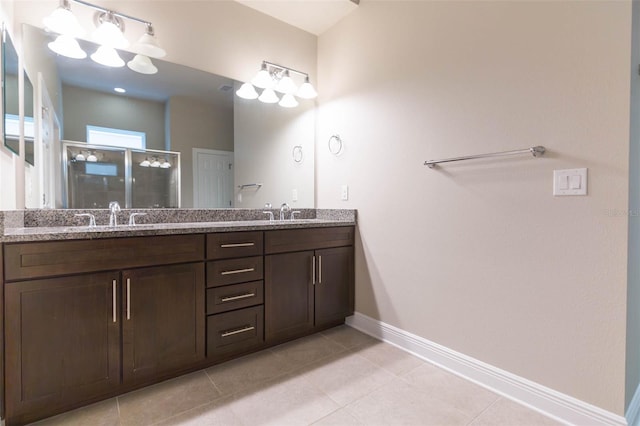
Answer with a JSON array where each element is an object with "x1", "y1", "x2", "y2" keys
[{"x1": 553, "y1": 168, "x2": 587, "y2": 196}]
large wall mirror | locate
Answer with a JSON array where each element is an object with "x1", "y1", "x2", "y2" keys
[
  {"x1": 3, "y1": 26, "x2": 19, "y2": 156},
  {"x1": 21, "y1": 22, "x2": 315, "y2": 210}
]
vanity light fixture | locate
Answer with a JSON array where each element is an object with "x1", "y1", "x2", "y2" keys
[
  {"x1": 150, "y1": 158, "x2": 161, "y2": 168},
  {"x1": 160, "y1": 160, "x2": 171, "y2": 169},
  {"x1": 114, "y1": 87, "x2": 126, "y2": 93},
  {"x1": 43, "y1": 0, "x2": 166, "y2": 71},
  {"x1": 240, "y1": 61, "x2": 318, "y2": 108},
  {"x1": 43, "y1": 0, "x2": 85, "y2": 37},
  {"x1": 86, "y1": 151, "x2": 98, "y2": 162},
  {"x1": 139, "y1": 158, "x2": 151, "y2": 167},
  {"x1": 74, "y1": 152, "x2": 86, "y2": 161}
]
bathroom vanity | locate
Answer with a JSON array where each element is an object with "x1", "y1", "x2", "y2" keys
[{"x1": 0, "y1": 209, "x2": 355, "y2": 425}]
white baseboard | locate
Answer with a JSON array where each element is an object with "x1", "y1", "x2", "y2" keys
[
  {"x1": 626, "y1": 384, "x2": 640, "y2": 426},
  {"x1": 346, "y1": 312, "x2": 627, "y2": 426}
]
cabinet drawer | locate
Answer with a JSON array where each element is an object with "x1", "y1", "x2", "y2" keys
[
  {"x1": 207, "y1": 306, "x2": 264, "y2": 358},
  {"x1": 206, "y1": 281, "x2": 263, "y2": 314},
  {"x1": 207, "y1": 256, "x2": 263, "y2": 287},
  {"x1": 207, "y1": 232, "x2": 263, "y2": 260},
  {"x1": 4, "y1": 235, "x2": 205, "y2": 281},
  {"x1": 265, "y1": 227, "x2": 354, "y2": 254}
]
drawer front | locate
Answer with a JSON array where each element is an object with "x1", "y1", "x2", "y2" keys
[
  {"x1": 207, "y1": 306, "x2": 264, "y2": 358},
  {"x1": 4, "y1": 234, "x2": 205, "y2": 281},
  {"x1": 207, "y1": 256, "x2": 263, "y2": 287},
  {"x1": 207, "y1": 232, "x2": 263, "y2": 260},
  {"x1": 265, "y1": 226, "x2": 355, "y2": 254},
  {"x1": 206, "y1": 280, "x2": 264, "y2": 314}
]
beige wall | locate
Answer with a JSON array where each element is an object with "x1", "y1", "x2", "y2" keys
[
  {"x1": 167, "y1": 96, "x2": 234, "y2": 208},
  {"x1": 317, "y1": 0, "x2": 631, "y2": 415},
  {"x1": 62, "y1": 84, "x2": 166, "y2": 149},
  {"x1": 234, "y1": 83, "x2": 315, "y2": 209}
]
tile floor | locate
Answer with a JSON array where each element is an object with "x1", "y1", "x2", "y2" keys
[{"x1": 32, "y1": 326, "x2": 560, "y2": 426}]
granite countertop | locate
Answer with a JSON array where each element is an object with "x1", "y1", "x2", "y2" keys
[{"x1": 0, "y1": 209, "x2": 356, "y2": 243}]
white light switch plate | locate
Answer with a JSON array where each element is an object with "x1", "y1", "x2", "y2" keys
[
  {"x1": 292, "y1": 189, "x2": 298, "y2": 202},
  {"x1": 341, "y1": 185, "x2": 349, "y2": 201},
  {"x1": 554, "y1": 168, "x2": 587, "y2": 196}
]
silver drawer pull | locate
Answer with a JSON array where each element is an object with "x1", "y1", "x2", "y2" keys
[
  {"x1": 220, "y1": 242, "x2": 255, "y2": 248},
  {"x1": 221, "y1": 326, "x2": 255, "y2": 337},
  {"x1": 112, "y1": 280, "x2": 117, "y2": 323},
  {"x1": 221, "y1": 267, "x2": 255, "y2": 275},
  {"x1": 221, "y1": 293, "x2": 256, "y2": 302}
]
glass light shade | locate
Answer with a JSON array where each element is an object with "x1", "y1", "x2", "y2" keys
[
  {"x1": 131, "y1": 32, "x2": 166, "y2": 59},
  {"x1": 252, "y1": 63, "x2": 274, "y2": 89},
  {"x1": 139, "y1": 158, "x2": 150, "y2": 167},
  {"x1": 90, "y1": 46, "x2": 125, "y2": 67},
  {"x1": 75, "y1": 153, "x2": 85, "y2": 161},
  {"x1": 86, "y1": 153, "x2": 98, "y2": 162},
  {"x1": 92, "y1": 16, "x2": 129, "y2": 49},
  {"x1": 296, "y1": 76, "x2": 318, "y2": 99},
  {"x1": 236, "y1": 82, "x2": 259, "y2": 100},
  {"x1": 279, "y1": 93, "x2": 299, "y2": 108},
  {"x1": 160, "y1": 161, "x2": 171, "y2": 169},
  {"x1": 275, "y1": 71, "x2": 297, "y2": 94},
  {"x1": 150, "y1": 159, "x2": 161, "y2": 168},
  {"x1": 48, "y1": 34, "x2": 87, "y2": 59},
  {"x1": 43, "y1": 4, "x2": 85, "y2": 37},
  {"x1": 258, "y1": 88, "x2": 279, "y2": 104},
  {"x1": 127, "y1": 54, "x2": 158, "y2": 75}
]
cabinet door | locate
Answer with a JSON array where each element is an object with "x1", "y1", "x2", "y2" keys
[
  {"x1": 122, "y1": 263, "x2": 205, "y2": 383},
  {"x1": 315, "y1": 246, "x2": 354, "y2": 327},
  {"x1": 5, "y1": 272, "x2": 121, "y2": 423},
  {"x1": 265, "y1": 251, "x2": 314, "y2": 342}
]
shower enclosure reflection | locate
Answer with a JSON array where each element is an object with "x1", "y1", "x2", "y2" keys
[{"x1": 64, "y1": 141, "x2": 180, "y2": 208}]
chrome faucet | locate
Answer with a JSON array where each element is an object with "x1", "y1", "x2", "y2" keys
[
  {"x1": 280, "y1": 202, "x2": 291, "y2": 221},
  {"x1": 128, "y1": 212, "x2": 147, "y2": 226},
  {"x1": 109, "y1": 201, "x2": 121, "y2": 227}
]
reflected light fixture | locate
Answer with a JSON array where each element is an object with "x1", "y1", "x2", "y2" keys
[
  {"x1": 131, "y1": 23, "x2": 166, "y2": 58},
  {"x1": 236, "y1": 82, "x2": 259, "y2": 100},
  {"x1": 160, "y1": 160, "x2": 171, "y2": 169},
  {"x1": 150, "y1": 158, "x2": 161, "y2": 168},
  {"x1": 86, "y1": 152, "x2": 98, "y2": 162},
  {"x1": 139, "y1": 158, "x2": 151, "y2": 167},
  {"x1": 48, "y1": 34, "x2": 87, "y2": 59},
  {"x1": 127, "y1": 54, "x2": 158, "y2": 74},
  {"x1": 279, "y1": 94, "x2": 299, "y2": 108},
  {"x1": 75, "y1": 152, "x2": 86, "y2": 161},
  {"x1": 91, "y1": 45, "x2": 125, "y2": 67},
  {"x1": 258, "y1": 88, "x2": 279, "y2": 104},
  {"x1": 114, "y1": 87, "x2": 126, "y2": 93},
  {"x1": 242, "y1": 61, "x2": 317, "y2": 108},
  {"x1": 43, "y1": 0, "x2": 85, "y2": 37}
]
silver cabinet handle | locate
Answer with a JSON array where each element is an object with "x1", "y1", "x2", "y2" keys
[
  {"x1": 112, "y1": 279, "x2": 117, "y2": 323},
  {"x1": 319, "y1": 255, "x2": 322, "y2": 284},
  {"x1": 126, "y1": 278, "x2": 131, "y2": 320},
  {"x1": 221, "y1": 326, "x2": 255, "y2": 337},
  {"x1": 221, "y1": 267, "x2": 255, "y2": 275},
  {"x1": 220, "y1": 242, "x2": 255, "y2": 248},
  {"x1": 221, "y1": 293, "x2": 256, "y2": 302},
  {"x1": 312, "y1": 255, "x2": 316, "y2": 285}
]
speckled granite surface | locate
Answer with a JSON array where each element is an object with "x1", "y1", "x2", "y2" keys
[{"x1": 1, "y1": 209, "x2": 356, "y2": 243}]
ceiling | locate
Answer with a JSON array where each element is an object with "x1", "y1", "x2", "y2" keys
[{"x1": 233, "y1": 0, "x2": 359, "y2": 35}]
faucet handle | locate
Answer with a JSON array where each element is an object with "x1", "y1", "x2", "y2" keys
[
  {"x1": 128, "y1": 212, "x2": 147, "y2": 226},
  {"x1": 263, "y1": 211, "x2": 274, "y2": 222},
  {"x1": 109, "y1": 201, "x2": 120, "y2": 211},
  {"x1": 291, "y1": 211, "x2": 301, "y2": 221},
  {"x1": 75, "y1": 213, "x2": 96, "y2": 228}
]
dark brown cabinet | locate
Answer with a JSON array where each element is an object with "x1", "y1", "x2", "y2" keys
[
  {"x1": 5, "y1": 272, "x2": 121, "y2": 424},
  {"x1": 264, "y1": 227, "x2": 354, "y2": 344},
  {"x1": 122, "y1": 263, "x2": 205, "y2": 383}
]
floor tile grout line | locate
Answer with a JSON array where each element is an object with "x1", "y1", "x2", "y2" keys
[
  {"x1": 203, "y1": 368, "x2": 224, "y2": 396},
  {"x1": 464, "y1": 395, "x2": 503, "y2": 425}
]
